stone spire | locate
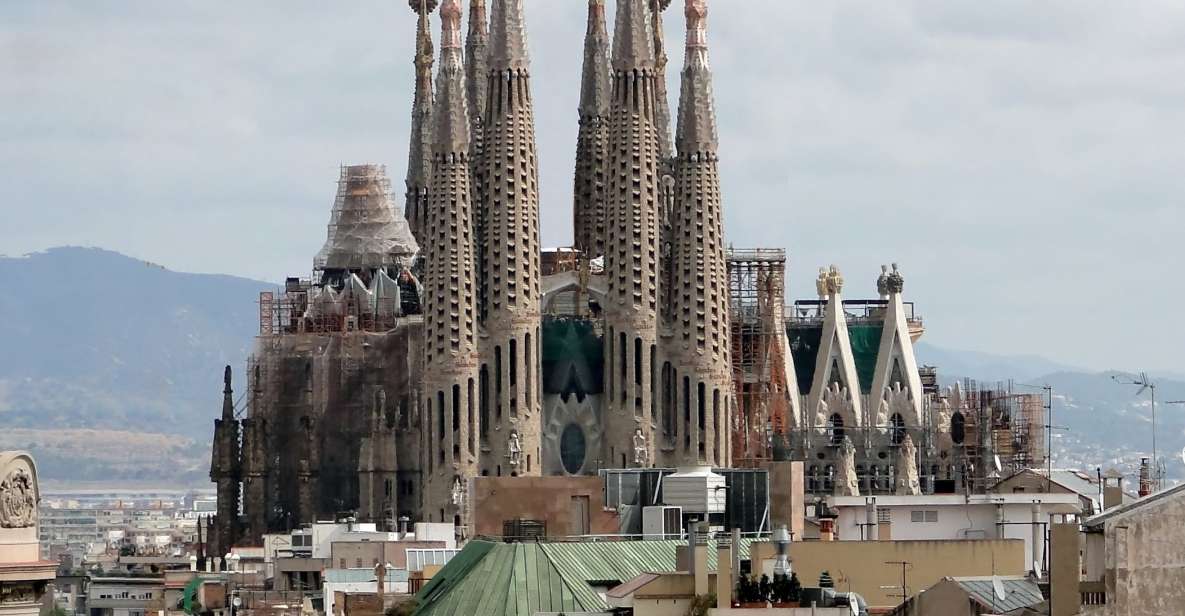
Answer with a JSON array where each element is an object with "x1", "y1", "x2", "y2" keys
[
  {"x1": 603, "y1": 0, "x2": 662, "y2": 468},
  {"x1": 488, "y1": 0, "x2": 529, "y2": 71},
  {"x1": 669, "y1": 0, "x2": 730, "y2": 465},
  {"x1": 573, "y1": 0, "x2": 612, "y2": 258},
  {"x1": 465, "y1": 0, "x2": 489, "y2": 142},
  {"x1": 422, "y1": 0, "x2": 481, "y2": 523},
  {"x1": 478, "y1": 0, "x2": 543, "y2": 478},
  {"x1": 210, "y1": 366, "x2": 241, "y2": 557},
  {"x1": 405, "y1": 0, "x2": 438, "y2": 246},
  {"x1": 650, "y1": 0, "x2": 675, "y2": 161}
]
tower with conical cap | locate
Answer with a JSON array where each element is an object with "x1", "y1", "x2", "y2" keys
[
  {"x1": 602, "y1": 0, "x2": 663, "y2": 468},
  {"x1": 668, "y1": 0, "x2": 730, "y2": 466},
  {"x1": 478, "y1": 0, "x2": 543, "y2": 477},
  {"x1": 209, "y1": 366, "x2": 241, "y2": 558},
  {"x1": 422, "y1": 0, "x2": 482, "y2": 522},
  {"x1": 404, "y1": 0, "x2": 437, "y2": 244},
  {"x1": 572, "y1": 0, "x2": 611, "y2": 258}
]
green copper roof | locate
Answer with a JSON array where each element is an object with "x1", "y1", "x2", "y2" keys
[{"x1": 414, "y1": 539, "x2": 754, "y2": 616}]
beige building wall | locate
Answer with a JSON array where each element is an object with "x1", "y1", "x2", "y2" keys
[
  {"x1": 1102, "y1": 487, "x2": 1185, "y2": 616},
  {"x1": 470, "y1": 476, "x2": 619, "y2": 538},
  {"x1": 750, "y1": 539, "x2": 1025, "y2": 610}
]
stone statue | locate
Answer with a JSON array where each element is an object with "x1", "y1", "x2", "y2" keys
[
  {"x1": 0, "y1": 468, "x2": 37, "y2": 529},
  {"x1": 876, "y1": 265, "x2": 889, "y2": 298},
  {"x1": 895, "y1": 434, "x2": 921, "y2": 496},
  {"x1": 632, "y1": 428, "x2": 648, "y2": 466},
  {"x1": 886, "y1": 263, "x2": 904, "y2": 294},
  {"x1": 508, "y1": 431, "x2": 522, "y2": 467},
  {"x1": 834, "y1": 437, "x2": 859, "y2": 497},
  {"x1": 450, "y1": 476, "x2": 463, "y2": 506},
  {"x1": 815, "y1": 267, "x2": 829, "y2": 301},
  {"x1": 826, "y1": 265, "x2": 844, "y2": 295}
]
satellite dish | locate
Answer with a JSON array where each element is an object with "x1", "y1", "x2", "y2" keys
[
  {"x1": 993, "y1": 454, "x2": 1002, "y2": 473},
  {"x1": 1180, "y1": 446, "x2": 1185, "y2": 466},
  {"x1": 1031, "y1": 561, "x2": 1043, "y2": 580},
  {"x1": 992, "y1": 576, "x2": 1007, "y2": 602}
]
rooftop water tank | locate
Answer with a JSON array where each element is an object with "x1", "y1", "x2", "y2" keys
[{"x1": 662, "y1": 466, "x2": 726, "y2": 514}]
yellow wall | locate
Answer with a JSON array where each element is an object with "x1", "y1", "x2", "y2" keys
[{"x1": 750, "y1": 539, "x2": 1025, "y2": 609}]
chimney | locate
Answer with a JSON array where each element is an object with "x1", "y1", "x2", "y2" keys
[
  {"x1": 1030, "y1": 501, "x2": 1044, "y2": 575},
  {"x1": 865, "y1": 497, "x2": 879, "y2": 541},
  {"x1": 1138, "y1": 458, "x2": 1152, "y2": 497},
  {"x1": 375, "y1": 562, "x2": 386, "y2": 600},
  {"x1": 1102, "y1": 469, "x2": 1124, "y2": 512},
  {"x1": 716, "y1": 537, "x2": 732, "y2": 609},
  {"x1": 693, "y1": 522, "x2": 710, "y2": 596}
]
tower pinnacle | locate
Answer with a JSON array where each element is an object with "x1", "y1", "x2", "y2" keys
[
  {"x1": 489, "y1": 0, "x2": 529, "y2": 72},
  {"x1": 675, "y1": 0, "x2": 717, "y2": 154},
  {"x1": 612, "y1": 0, "x2": 656, "y2": 71},
  {"x1": 405, "y1": 0, "x2": 438, "y2": 245}
]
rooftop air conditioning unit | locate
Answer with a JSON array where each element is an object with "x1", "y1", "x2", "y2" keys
[
  {"x1": 663, "y1": 467, "x2": 726, "y2": 514},
  {"x1": 642, "y1": 506, "x2": 682, "y2": 540}
]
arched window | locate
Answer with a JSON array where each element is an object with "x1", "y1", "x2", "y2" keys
[
  {"x1": 951, "y1": 412, "x2": 966, "y2": 445},
  {"x1": 823, "y1": 465, "x2": 835, "y2": 492},
  {"x1": 828, "y1": 413, "x2": 845, "y2": 445},
  {"x1": 890, "y1": 413, "x2": 906, "y2": 445},
  {"x1": 808, "y1": 465, "x2": 820, "y2": 493}
]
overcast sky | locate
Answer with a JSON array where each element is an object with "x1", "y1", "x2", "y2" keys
[{"x1": 3, "y1": 1, "x2": 1184, "y2": 374}]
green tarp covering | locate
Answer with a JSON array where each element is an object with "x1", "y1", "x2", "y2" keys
[{"x1": 788, "y1": 323, "x2": 883, "y2": 395}]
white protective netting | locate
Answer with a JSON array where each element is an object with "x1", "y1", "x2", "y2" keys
[{"x1": 314, "y1": 164, "x2": 420, "y2": 271}]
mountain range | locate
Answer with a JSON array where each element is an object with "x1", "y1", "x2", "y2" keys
[{"x1": 1, "y1": 247, "x2": 1180, "y2": 486}]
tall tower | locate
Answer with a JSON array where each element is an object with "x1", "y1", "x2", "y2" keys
[
  {"x1": 422, "y1": 0, "x2": 482, "y2": 524},
  {"x1": 479, "y1": 0, "x2": 543, "y2": 477},
  {"x1": 572, "y1": 0, "x2": 612, "y2": 258},
  {"x1": 668, "y1": 0, "x2": 731, "y2": 466},
  {"x1": 404, "y1": 0, "x2": 437, "y2": 244},
  {"x1": 603, "y1": 0, "x2": 662, "y2": 469},
  {"x1": 209, "y1": 366, "x2": 240, "y2": 554}
]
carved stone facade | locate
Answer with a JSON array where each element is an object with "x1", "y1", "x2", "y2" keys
[{"x1": 0, "y1": 452, "x2": 54, "y2": 616}]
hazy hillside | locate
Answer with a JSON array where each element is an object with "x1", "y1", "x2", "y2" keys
[
  {"x1": 0, "y1": 247, "x2": 1179, "y2": 486},
  {"x1": 0, "y1": 247, "x2": 268, "y2": 484}
]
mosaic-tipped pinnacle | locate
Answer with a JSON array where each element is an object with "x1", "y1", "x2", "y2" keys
[{"x1": 410, "y1": 0, "x2": 440, "y2": 14}]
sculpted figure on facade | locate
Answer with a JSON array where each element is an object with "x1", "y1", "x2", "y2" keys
[
  {"x1": 632, "y1": 427, "x2": 648, "y2": 466},
  {"x1": 450, "y1": 476, "x2": 463, "y2": 506},
  {"x1": 834, "y1": 436, "x2": 859, "y2": 497},
  {"x1": 895, "y1": 433, "x2": 922, "y2": 496},
  {"x1": 877, "y1": 265, "x2": 889, "y2": 298},
  {"x1": 508, "y1": 431, "x2": 522, "y2": 468},
  {"x1": 0, "y1": 467, "x2": 36, "y2": 529},
  {"x1": 826, "y1": 265, "x2": 844, "y2": 295},
  {"x1": 815, "y1": 267, "x2": 829, "y2": 301},
  {"x1": 886, "y1": 263, "x2": 904, "y2": 294}
]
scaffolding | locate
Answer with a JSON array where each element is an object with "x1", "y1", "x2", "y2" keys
[
  {"x1": 727, "y1": 248, "x2": 792, "y2": 467},
  {"x1": 951, "y1": 380, "x2": 1047, "y2": 493}
]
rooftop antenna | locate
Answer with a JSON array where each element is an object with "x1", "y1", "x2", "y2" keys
[{"x1": 1113, "y1": 373, "x2": 1159, "y2": 491}]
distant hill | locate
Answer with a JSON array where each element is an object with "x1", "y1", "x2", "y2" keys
[
  {"x1": 0, "y1": 247, "x2": 1179, "y2": 486},
  {"x1": 0, "y1": 247, "x2": 267, "y2": 485}
]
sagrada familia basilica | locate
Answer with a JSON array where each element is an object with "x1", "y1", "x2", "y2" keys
[{"x1": 208, "y1": 0, "x2": 1046, "y2": 553}]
